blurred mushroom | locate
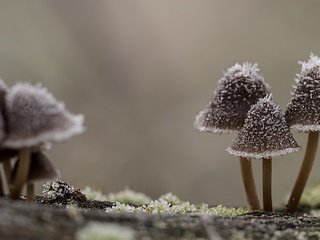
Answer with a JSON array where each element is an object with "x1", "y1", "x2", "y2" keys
[
  {"x1": 3, "y1": 83, "x2": 85, "y2": 199},
  {"x1": 227, "y1": 95, "x2": 300, "y2": 211},
  {"x1": 194, "y1": 62, "x2": 270, "y2": 210},
  {"x1": 286, "y1": 54, "x2": 320, "y2": 213},
  {"x1": 12, "y1": 152, "x2": 60, "y2": 201},
  {"x1": 0, "y1": 79, "x2": 12, "y2": 196}
]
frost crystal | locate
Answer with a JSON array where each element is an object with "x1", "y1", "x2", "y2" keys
[
  {"x1": 286, "y1": 54, "x2": 320, "y2": 132},
  {"x1": 227, "y1": 95, "x2": 300, "y2": 159},
  {"x1": 194, "y1": 62, "x2": 270, "y2": 133},
  {"x1": 42, "y1": 181, "x2": 77, "y2": 200}
]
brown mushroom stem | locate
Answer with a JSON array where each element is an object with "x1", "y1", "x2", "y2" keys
[
  {"x1": 10, "y1": 148, "x2": 31, "y2": 199},
  {"x1": 240, "y1": 157, "x2": 260, "y2": 210},
  {"x1": 0, "y1": 173, "x2": 4, "y2": 196},
  {"x1": 286, "y1": 131, "x2": 319, "y2": 213},
  {"x1": 26, "y1": 183, "x2": 34, "y2": 202},
  {"x1": 263, "y1": 158, "x2": 272, "y2": 211},
  {"x1": 3, "y1": 161, "x2": 11, "y2": 184}
]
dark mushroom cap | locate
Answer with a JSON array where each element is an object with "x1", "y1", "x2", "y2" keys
[
  {"x1": 3, "y1": 83, "x2": 85, "y2": 148},
  {"x1": 194, "y1": 63, "x2": 270, "y2": 133},
  {"x1": 12, "y1": 152, "x2": 60, "y2": 182},
  {"x1": 285, "y1": 54, "x2": 320, "y2": 132},
  {"x1": 227, "y1": 95, "x2": 300, "y2": 159}
]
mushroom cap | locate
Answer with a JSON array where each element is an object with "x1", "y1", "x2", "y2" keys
[
  {"x1": 194, "y1": 62, "x2": 270, "y2": 134},
  {"x1": 0, "y1": 79, "x2": 8, "y2": 142},
  {"x1": 3, "y1": 83, "x2": 85, "y2": 148},
  {"x1": 285, "y1": 54, "x2": 320, "y2": 132},
  {"x1": 227, "y1": 95, "x2": 300, "y2": 159},
  {"x1": 12, "y1": 152, "x2": 60, "y2": 182}
]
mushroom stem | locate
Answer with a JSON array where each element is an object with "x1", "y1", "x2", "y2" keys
[
  {"x1": 10, "y1": 148, "x2": 31, "y2": 199},
  {"x1": 239, "y1": 157, "x2": 260, "y2": 210},
  {"x1": 26, "y1": 182, "x2": 34, "y2": 202},
  {"x1": 286, "y1": 131, "x2": 319, "y2": 213},
  {"x1": 0, "y1": 172, "x2": 4, "y2": 196},
  {"x1": 3, "y1": 161, "x2": 11, "y2": 184},
  {"x1": 263, "y1": 158, "x2": 272, "y2": 211}
]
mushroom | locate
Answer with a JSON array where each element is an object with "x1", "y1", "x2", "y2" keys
[
  {"x1": 227, "y1": 95, "x2": 300, "y2": 211},
  {"x1": 194, "y1": 62, "x2": 270, "y2": 210},
  {"x1": 0, "y1": 79, "x2": 13, "y2": 195},
  {"x1": 3, "y1": 83, "x2": 84, "y2": 199},
  {"x1": 286, "y1": 54, "x2": 320, "y2": 213},
  {"x1": 12, "y1": 152, "x2": 60, "y2": 201}
]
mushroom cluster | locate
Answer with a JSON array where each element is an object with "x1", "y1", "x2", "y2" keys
[
  {"x1": 195, "y1": 54, "x2": 320, "y2": 212},
  {"x1": 0, "y1": 81, "x2": 84, "y2": 201},
  {"x1": 195, "y1": 62, "x2": 270, "y2": 210}
]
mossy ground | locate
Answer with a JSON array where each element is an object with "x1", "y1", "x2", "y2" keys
[{"x1": 12, "y1": 181, "x2": 316, "y2": 240}]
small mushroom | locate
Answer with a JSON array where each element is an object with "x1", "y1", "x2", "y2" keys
[
  {"x1": 227, "y1": 95, "x2": 300, "y2": 211},
  {"x1": 286, "y1": 54, "x2": 320, "y2": 213},
  {"x1": 12, "y1": 152, "x2": 60, "y2": 201},
  {"x1": 194, "y1": 62, "x2": 270, "y2": 210},
  {"x1": 3, "y1": 83, "x2": 84, "y2": 199}
]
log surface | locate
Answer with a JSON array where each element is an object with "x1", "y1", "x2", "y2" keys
[{"x1": 0, "y1": 199, "x2": 320, "y2": 240}]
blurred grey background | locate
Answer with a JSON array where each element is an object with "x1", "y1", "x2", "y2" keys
[{"x1": 0, "y1": 0, "x2": 319, "y2": 206}]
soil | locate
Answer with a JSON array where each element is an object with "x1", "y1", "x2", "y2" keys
[{"x1": 1, "y1": 183, "x2": 320, "y2": 240}]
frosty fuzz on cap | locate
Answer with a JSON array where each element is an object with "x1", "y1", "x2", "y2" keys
[
  {"x1": 194, "y1": 62, "x2": 270, "y2": 133},
  {"x1": 286, "y1": 54, "x2": 320, "y2": 132},
  {"x1": 3, "y1": 83, "x2": 85, "y2": 148},
  {"x1": 227, "y1": 95, "x2": 300, "y2": 159}
]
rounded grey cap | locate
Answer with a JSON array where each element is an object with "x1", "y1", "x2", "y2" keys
[{"x1": 3, "y1": 83, "x2": 85, "y2": 148}]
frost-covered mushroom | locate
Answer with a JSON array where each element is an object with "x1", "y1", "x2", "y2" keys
[
  {"x1": 3, "y1": 83, "x2": 84, "y2": 199},
  {"x1": 286, "y1": 54, "x2": 320, "y2": 213},
  {"x1": 194, "y1": 63, "x2": 270, "y2": 210},
  {"x1": 227, "y1": 95, "x2": 300, "y2": 211},
  {"x1": 12, "y1": 152, "x2": 59, "y2": 201}
]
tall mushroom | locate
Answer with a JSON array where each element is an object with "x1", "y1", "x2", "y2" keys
[
  {"x1": 3, "y1": 83, "x2": 85, "y2": 199},
  {"x1": 194, "y1": 62, "x2": 270, "y2": 210},
  {"x1": 286, "y1": 54, "x2": 320, "y2": 213},
  {"x1": 227, "y1": 95, "x2": 300, "y2": 211}
]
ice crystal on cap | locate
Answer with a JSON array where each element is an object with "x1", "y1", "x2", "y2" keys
[
  {"x1": 285, "y1": 54, "x2": 320, "y2": 132},
  {"x1": 194, "y1": 62, "x2": 270, "y2": 133},
  {"x1": 3, "y1": 83, "x2": 85, "y2": 148},
  {"x1": 227, "y1": 95, "x2": 300, "y2": 159}
]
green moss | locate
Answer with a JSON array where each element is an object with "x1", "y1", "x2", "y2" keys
[
  {"x1": 82, "y1": 187, "x2": 108, "y2": 202},
  {"x1": 198, "y1": 204, "x2": 250, "y2": 216},
  {"x1": 106, "y1": 188, "x2": 151, "y2": 205},
  {"x1": 300, "y1": 184, "x2": 320, "y2": 208},
  {"x1": 76, "y1": 222, "x2": 135, "y2": 240},
  {"x1": 81, "y1": 187, "x2": 251, "y2": 216},
  {"x1": 105, "y1": 194, "x2": 250, "y2": 216}
]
